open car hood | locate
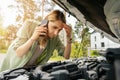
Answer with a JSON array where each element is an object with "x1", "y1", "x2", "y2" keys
[{"x1": 52, "y1": 0, "x2": 120, "y2": 43}]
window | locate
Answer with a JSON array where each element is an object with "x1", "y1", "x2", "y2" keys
[
  {"x1": 101, "y1": 32, "x2": 104, "y2": 38},
  {"x1": 94, "y1": 36, "x2": 96, "y2": 41},
  {"x1": 101, "y1": 42, "x2": 105, "y2": 47},
  {"x1": 101, "y1": 35, "x2": 104, "y2": 38},
  {"x1": 95, "y1": 44, "x2": 97, "y2": 49}
]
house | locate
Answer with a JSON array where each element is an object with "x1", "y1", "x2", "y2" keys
[{"x1": 90, "y1": 31, "x2": 120, "y2": 51}]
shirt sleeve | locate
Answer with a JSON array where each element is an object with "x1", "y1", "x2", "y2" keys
[
  {"x1": 12, "y1": 20, "x2": 35, "y2": 50},
  {"x1": 55, "y1": 36, "x2": 65, "y2": 56},
  {"x1": 17, "y1": 20, "x2": 33, "y2": 38}
]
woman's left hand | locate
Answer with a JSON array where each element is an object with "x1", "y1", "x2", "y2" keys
[{"x1": 63, "y1": 23, "x2": 72, "y2": 38}]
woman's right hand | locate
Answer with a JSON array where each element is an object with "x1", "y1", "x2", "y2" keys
[{"x1": 30, "y1": 24, "x2": 48, "y2": 41}]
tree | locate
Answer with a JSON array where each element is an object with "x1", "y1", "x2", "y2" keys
[
  {"x1": 0, "y1": 27, "x2": 6, "y2": 50},
  {"x1": 5, "y1": 25, "x2": 18, "y2": 46},
  {"x1": 15, "y1": 0, "x2": 56, "y2": 23},
  {"x1": 72, "y1": 21, "x2": 90, "y2": 58},
  {"x1": 15, "y1": 0, "x2": 39, "y2": 21},
  {"x1": 79, "y1": 27, "x2": 90, "y2": 57}
]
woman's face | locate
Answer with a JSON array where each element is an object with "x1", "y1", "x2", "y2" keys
[{"x1": 47, "y1": 20, "x2": 63, "y2": 38}]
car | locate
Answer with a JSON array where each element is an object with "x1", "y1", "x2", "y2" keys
[{"x1": 0, "y1": 0, "x2": 120, "y2": 80}]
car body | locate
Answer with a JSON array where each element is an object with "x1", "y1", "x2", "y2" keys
[{"x1": 52, "y1": 0, "x2": 120, "y2": 43}]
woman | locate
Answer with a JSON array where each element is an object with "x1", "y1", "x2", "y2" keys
[{"x1": 0, "y1": 10, "x2": 72, "y2": 72}]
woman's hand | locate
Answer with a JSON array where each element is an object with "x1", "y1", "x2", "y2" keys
[
  {"x1": 63, "y1": 23, "x2": 72, "y2": 43},
  {"x1": 30, "y1": 24, "x2": 48, "y2": 41},
  {"x1": 63, "y1": 24, "x2": 72, "y2": 38}
]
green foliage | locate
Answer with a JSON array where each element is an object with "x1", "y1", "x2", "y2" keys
[
  {"x1": 0, "y1": 27, "x2": 9, "y2": 51},
  {"x1": 51, "y1": 50, "x2": 58, "y2": 58},
  {"x1": 0, "y1": 43, "x2": 8, "y2": 49},
  {"x1": 71, "y1": 42, "x2": 81, "y2": 58},
  {"x1": 0, "y1": 49, "x2": 7, "y2": 53},
  {"x1": 50, "y1": 56, "x2": 65, "y2": 61},
  {"x1": 73, "y1": 21, "x2": 90, "y2": 58},
  {"x1": 0, "y1": 25, "x2": 18, "y2": 51},
  {"x1": 50, "y1": 50, "x2": 65, "y2": 61},
  {"x1": 0, "y1": 27, "x2": 6, "y2": 36},
  {"x1": 90, "y1": 50, "x2": 100, "y2": 57}
]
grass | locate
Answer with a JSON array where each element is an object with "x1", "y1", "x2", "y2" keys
[{"x1": 50, "y1": 56, "x2": 66, "y2": 61}]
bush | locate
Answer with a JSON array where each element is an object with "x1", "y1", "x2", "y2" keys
[
  {"x1": 50, "y1": 50, "x2": 65, "y2": 61},
  {"x1": 71, "y1": 42, "x2": 81, "y2": 58},
  {"x1": 90, "y1": 50, "x2": 100, "y2": 57}
]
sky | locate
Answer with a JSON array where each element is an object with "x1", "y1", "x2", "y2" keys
[
  {"x1": 0, "y1": 0, "x2": 17, "y2": 27},
  {"x1": 0, "y1": 0, "x2": 77, "y2": 28}
]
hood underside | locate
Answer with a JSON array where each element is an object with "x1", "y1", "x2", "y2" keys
[{"x1": 52, "y1": 0, "x2": 120, "y2": 43}]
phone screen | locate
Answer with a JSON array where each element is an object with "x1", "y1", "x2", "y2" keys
[{"x1": 40, "y1": 19, "x2": 48, "y2": 26}]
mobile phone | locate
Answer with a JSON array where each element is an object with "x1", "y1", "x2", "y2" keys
[
  {"x1": 39, "y1": 20, "x2": 48, "y2": 37},
  {"x1": 40, "y1": 19, "x2": 48, "y2": 27}
]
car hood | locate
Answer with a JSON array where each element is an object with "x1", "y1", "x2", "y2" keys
[{"x1": 52, "y1": 0, "x2": 120, "y2": 43}]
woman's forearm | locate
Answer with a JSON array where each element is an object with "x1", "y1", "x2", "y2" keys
[
  {"x1": 16, "y1": 38, "x2": 36, "y2": 57},
  {"x1": 64, "y1": 42, "x2": 71, "y2": 59}
]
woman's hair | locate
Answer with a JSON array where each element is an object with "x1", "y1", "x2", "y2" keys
[
  {"x1": 45, "y1": 10, "x2": 66, "y2": 23},
  {"x1": 40, "y1": 10, "x2": 66, "y2": 48}
]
